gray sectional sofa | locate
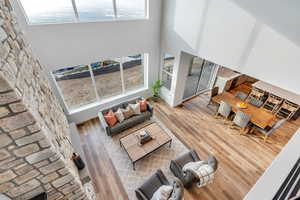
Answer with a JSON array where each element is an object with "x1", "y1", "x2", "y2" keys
[{"x1": 98, "y1": 97, "x2": 153, "y2": 136}]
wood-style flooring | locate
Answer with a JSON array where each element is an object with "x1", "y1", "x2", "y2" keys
[{"x1": 77, "y1": 95, "x2": 300, "y2": 200}]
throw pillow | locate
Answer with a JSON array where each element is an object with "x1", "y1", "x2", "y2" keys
[
  {"x1": 129, "y1": 103, "x2": 141, "y2": 115},
  {"x1": 104, "y1": 110, "x2": 118, "y2": 127},
  {"x1": 115, "y1": 108, "x2": 125, "y2": 123},
  {"x1": 137, "y1": 99, "x2": 148, "y2": 111},
  {"x1": 121, "y1": 106, "x2": 134, "y2": 119},
  {"x1": 151, "y1": 185, "x2": 173, "y2": 200}
]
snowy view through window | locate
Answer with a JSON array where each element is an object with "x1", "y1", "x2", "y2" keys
[{"x1": 20, "y1": 0, "x2": 146, "y2": 24}]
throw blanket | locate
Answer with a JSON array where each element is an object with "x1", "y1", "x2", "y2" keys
[
  {"x1": 151, "y1": 185, "x2": 173, "y2": 200},
  {"x1": 183, "y1": 161, "x2": 215, "y2": 188}
]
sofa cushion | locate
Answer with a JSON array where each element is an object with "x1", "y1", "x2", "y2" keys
[
  {"x1": 110, "y1": 111, "x2": 151, "y2": 135},
  {"x1": 115, "y1": 108, "x2": 125, "y2": 123},
  {"x1": 175, "y1": 154, "x2": 195, "y2": 169},
  {"x1": 101, "y1": 97, "x2": 145, "y2": 115},
  {"x1": 122, "y1": 106, "x2": 135, "y2": 119},
  {"x1": 139, "y1": 175, "x2": 165, "y2": 199},
  {"x1": 129, "y1": 103, "x2": 141, "y2": 115},
  {"x1": 137, "y1": 99, "x2": 148, "y2": 111},
  {"x1": 104, "y1": 110, "x2": 118, "y2": 127}
]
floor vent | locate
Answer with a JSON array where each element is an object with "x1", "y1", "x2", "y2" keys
[{"x1": 273, "y1": 157, "x2": 300, "y2": 200}]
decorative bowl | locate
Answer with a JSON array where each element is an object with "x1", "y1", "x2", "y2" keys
[{"x1": 237, "y1": 102, "x2": 247, "y2": 109}]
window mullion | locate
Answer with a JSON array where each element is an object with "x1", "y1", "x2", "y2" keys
[
  {"x1": 120, "y1": 58, "x2": 126, "y2": 94},
  {"x1": 143, "y1": 54, "x2": 148, "y2": 88},
  {"x1": 113, "y1": 0, "x2": 118, "y2": 19},
  {"x1": 71, "y1": 0, "x2": 79, "y2": 21},
  {"x1": 145, "y1": 0, "x2": 148, "y2": 18},
  {"x1": 163, "y1": 70, "x2": 173, "y2": 77},
  {"x1": 50, "y1": 73, "x2": 70, "y2": 114},
  {"x1": 88, "y1": 65, "x2": 101, "y2": 101}
]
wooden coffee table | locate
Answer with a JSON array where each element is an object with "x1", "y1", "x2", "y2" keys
[{"x1": 119, "y1": 122, "x2": 172, "y2": 170}]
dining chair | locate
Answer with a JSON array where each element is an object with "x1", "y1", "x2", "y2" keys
[
  {"x1": 235, "y1": 92, "x2": 248, "y2": 101},
  {"x1": 231, "y1": 111, "x2": 251, "y2": 134},
  {"x1": 251, "y1": 119, "x2": 285, "y2": 142},
  {"x1": 247, "y1": 96, "x2": 264, "y2": 107},
  {"x1": 215, "y1": 101, "x2": 232, "y2": 123},
  {"x1": 208, "y1": 87, "x2": 219, "y2": 106}
]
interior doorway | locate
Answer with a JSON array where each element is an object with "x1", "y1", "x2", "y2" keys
[{"x1": 183, "y1": 57, "x2": 218, "y2": 100}]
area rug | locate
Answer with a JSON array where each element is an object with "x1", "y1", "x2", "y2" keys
[{"x1": 98, "y1": 118, "x2": 189, "y2": 200}]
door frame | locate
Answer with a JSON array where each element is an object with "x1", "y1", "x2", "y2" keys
[{"x1": 182, "y1": 60, "x2": 219, "y2": 102}]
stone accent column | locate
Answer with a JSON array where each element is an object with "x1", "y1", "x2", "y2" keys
[{"x1": 0, "y1": 1, "x2": 93, "y2": 199}]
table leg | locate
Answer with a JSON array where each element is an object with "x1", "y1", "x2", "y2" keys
[
  {"x1": 133, "y1": 162, "x2": 136, "y2": 170},
  {"x1": 169, "y1": 140, "x2": 172, "y2": 148}
]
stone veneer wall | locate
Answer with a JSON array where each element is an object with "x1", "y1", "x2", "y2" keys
[{"x1": 0, "y1": 1, "x2": 91, "y2": 199}]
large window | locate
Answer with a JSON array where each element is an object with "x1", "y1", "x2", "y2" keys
[
  {"x1": 123, "y1": 55, "x2": 145, "y2": 92},
  {"x1": 116, "y1": 0, "x2": 146, "y2": 19},
  {"x1": 19, "y1": 0, "x2": 148, "y2": 24},
  {"x1": 20, "y1": 0, "x2": 76, "y2": 24},
  {"x1": 52, "y1": 54, "x2": 146, "y2": 111},
  {"x1": 75, "y1": 0, "x2": 115, "y2": 21},
  {"x1": 161, "y1": 53, "x2": 175, "y2": 90},
  {"x1": 52, "y1": 65, "x2": 97, "y2": 110},
  {"x1": 91, "y1": 59, "x2": 123, "y2": 99}
]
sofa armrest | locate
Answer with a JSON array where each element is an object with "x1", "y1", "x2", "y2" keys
[
  {"x1": 190, "y1": 149, "x2": 200, "y2": 162},
  {"x1": 147, "y1": 103, "x2": 153, "y2": 115},
  {"x1": 169, "y1": 178, "x2": 184, "y2": 200},
  {"x1": 170, "y1": 160, "x2": 184, "y2": 180},
  {"x1": 170, "y1": 160, "x2": 197, "y2": 188},
  {"x1": 156, "y1": 169, "x2": 169, "y2": 185},
  {"x1": 135, "y1": 189, "x2": 148, "y2": 200},
  {"x1": 98, "y1": 112, "x2": 111, "y2": 136}
]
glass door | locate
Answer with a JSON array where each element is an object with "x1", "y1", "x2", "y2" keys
[
  {"x1": 196, "y1": 60, "x2": 215, "y2": 93},
  {"x1": 183, "y1": 57, "x2": 204, "y2": 99},
  {"x1": 183, "y1": 57, "x2": 217, "y2": 100}
]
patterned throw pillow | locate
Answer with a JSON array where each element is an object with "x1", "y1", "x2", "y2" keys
[
  {"x1": 129, "y1": 103, "x2": 141, "y2": 115},
  {"x1": 115, "y1": 108, "x2": 125, "y2": 123},
  {"x1": 104, "y1": 110, "x2": 118, "y2": 127},
  {"x1": 136, "y1": 99, "x2": 148, "y2": 111},
  {"x1": 121, "y1": 106, "x2": 134, "y2": 119}
]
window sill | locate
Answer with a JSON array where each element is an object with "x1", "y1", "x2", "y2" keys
[
  {"x1": 67, "y1": 87, "x2": 149, "y2": 115},
  {"x1": 25, "y1": 17, "x2": 149, "y2": 26}
]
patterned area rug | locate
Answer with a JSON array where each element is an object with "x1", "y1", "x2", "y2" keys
[{"x1": 98, "y1": 119, "x2": 189, "y2": 200}]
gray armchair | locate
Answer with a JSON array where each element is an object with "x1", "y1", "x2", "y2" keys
[
  {"x1": 231, "y1": 111, "x2": 251, "y2": 134},
  {"x1": 251, "y1": 119, "x2": 285, "y2": 142},
  {"x1": 135, "y1": 169, "x2": 184, "y2": 200},
  {"x1": 170, "y1": 150, "x2": 218, "y2": 188}
]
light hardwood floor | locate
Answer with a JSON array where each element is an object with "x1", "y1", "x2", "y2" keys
[{"x1": 77, "y1": 95, "x2": 300, "y2": 200}]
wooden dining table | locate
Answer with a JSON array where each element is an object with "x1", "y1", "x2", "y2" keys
[{"x1": 212, "y1": 92, "x2": 277, "y2": 129}]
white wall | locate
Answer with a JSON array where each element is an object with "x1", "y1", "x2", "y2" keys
[
  {"x1": 161, "y1": 0, "x2": 300, "y2": 101},
  {"x1": 12, "y1": 0, "x2": 162, "y2": 123},
  {"x1": 242, "y1": 25, "x2": 300, "y2": 94},
  {"x1": 244, "y1": 128, "x2": 300, "y2": 200},
  {"x1": 229, "y1": 0, "x2": 300, "y2": 48}
]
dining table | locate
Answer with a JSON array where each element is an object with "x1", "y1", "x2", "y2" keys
[{"x1": 212, "y1": 92, "x2": 277, "y2": 129}]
